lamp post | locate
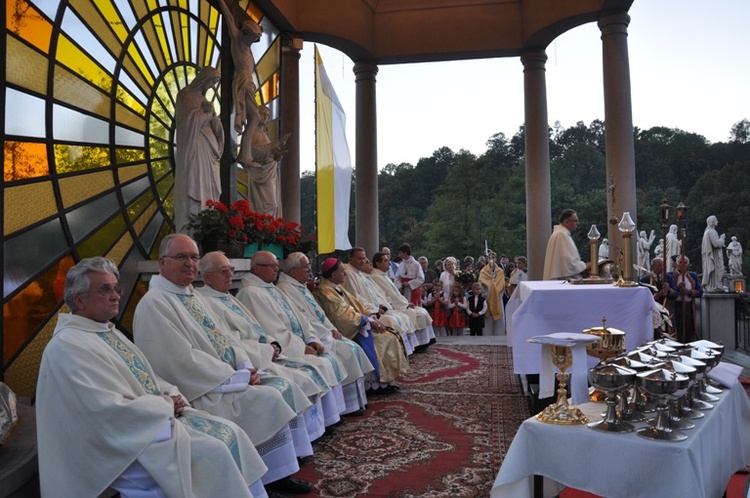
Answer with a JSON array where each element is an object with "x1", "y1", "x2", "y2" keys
[
  {"x1": 675, "y1": 201, "x2": 689, "y2": 343},
  {"x1": 617, "y1": 212, "x2": 638, "y2": 286},
  {"x1": 588, "y1": 225, "x2": 601, "y2": 278}
]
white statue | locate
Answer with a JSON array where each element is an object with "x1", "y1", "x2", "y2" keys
[
  {"x1": 248, "y1": 105, "x2": 289, "y2": 217},
  {"x1": 218, "y1": 0, "x2": 263, "y2": 168},
  {"x1": 666, "y1": 224, "x2": 681, "y2": 271},
  {"x1": 174, "y1": 67, "x2": 223, "y2": 233},
  {"x1": 727, "y1": 236, "x2": 743, "y2": 276},
  {"x1": 599, "y1": 238, "x2": 609, "y2": 260},
  {"x1": 637, "y1": 229, "x2": 656, "y2": 274},
  {"x1": 701, "y1": 215, "x2": 726, "y2": 291},
  {"x1": 654, "y1": 238, "x2": 664, "y2": 260}
]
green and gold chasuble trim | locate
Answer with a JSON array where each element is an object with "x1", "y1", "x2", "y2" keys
[
  {"x1": 97, "y1": 330, "x2": 159, "y2": 395},
  {"x1": 259, "y1": 376, "x2": 296, "y2": 411},
  {"x1": 178, "y1": 294, "x2": 237, "y2": 366},
  {"x1": 179, "y1": 413, "x2": 242, "y2": 469}
]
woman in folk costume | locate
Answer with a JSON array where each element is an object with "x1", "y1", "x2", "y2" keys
[
  {"x1": 446, "y1": 283, "x2": 468, "y2": 336},
  {"x1": 439, "y1": 257, "x2": 458, "y2": 296},
  {"x1": 423, "y1": 279, "x2": 449, "y2": 336},
  {"x1": 479, "y1": 252, "x2": 507, "y2": 336}
]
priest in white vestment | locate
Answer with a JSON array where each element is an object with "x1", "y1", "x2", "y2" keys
[
  {"x1": 277, "y1": 252, "x2": 374, "y2": 414},
  {"x1": 543, "y1": 209, "x2": 591, "y2": 280},
  {"x1": 197, "y1": 251, "x2": 328, "y2": 442},
  {"x1": 134, "y1": 235, "x2": 313, "y2": 494},
  {"x1": 341, "y1": 248, "x2": 418, "y2": 354},
  {"x1": 37, "y1": 257, "x2": 267, "y2": 498},
  {"x1": 237, "y1": 251, "x2": 346, "y2": 427},
  {"x1": 371, "y1": 251, "x2": 435, "y2": 350}
]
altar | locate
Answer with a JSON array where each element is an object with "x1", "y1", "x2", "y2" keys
[
  {"x1": 506, "y1": 281, "x2": 655, "y2": 374},
  {"x1": 491, "y1": 380, "x2": 750, "y2": 498}
]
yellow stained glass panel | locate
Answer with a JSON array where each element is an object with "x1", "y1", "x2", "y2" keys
[
  {"x1": 116, "y1": 149, "x2": 147, "y2": 165},
  {"x1": 127, "y1": 189, "x2": 154, "y2": 222},
  {"x1": 6, "y1": 0, "x2": 52, "y2": 53},
  {"x1": 126, "y1": 41, "x2": 156, "y2": 87},
  {"x1": 59, "y1": 171, "x2": 115, "y2": 208},
  {"x1": 115, "y1": 83, "x2": 147, "y2": 117},
  {"x1": 259, "y1": 72, "x2": 279, "y2": 104},
  {"x1": 3, "y1": 182, "x2": 57, "y2": 235},
  {"x1": 133, "y1": 203, "x2": 158, "y2": 236},
  {"x1": 69, "y1": 0, "x2": 121, "y2": 57},
  {"x1": 256, "y1": 37, "x2": 280, "y2": 84},
  {"x1": 138, "y1": 18, "x2": 167, "y2": 71},
  {"x1": 105, "y1": 232, "x2": 135, "y2": 264},
  {"x1": 151, "y1": 159, "x2": 171, "y2": 181},
  {"x1": 4, "y1": 141, "x2": 49, "y2": 182},
  {"x1": 118, "y1": 163, "x2": 148, "y2": 184},
  {"x1": 116, "y1": 101, "x2": 147, "y2": 131},
  {"x1": 54, "y1": 64, "x2": 112, "y2": 119},
  {"x1": 246, "y1": 2, "x2": 263, "y2": 23},
  {"x1": 55, "y1": 145, "x2": 111, "y2": 174},
  {"x1": 56, "y1": 35, "x2": 113, "y2": 94},
  {"x1": 6, "y1": 36, "x2": 48, "y2": 95},
  {"x1": 120, "y1": 56, "x2": 154, "y2": 98}
]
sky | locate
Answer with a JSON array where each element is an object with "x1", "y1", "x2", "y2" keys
[{"x1": 295, "y1": 0, "x2": 750, "y2": 173}]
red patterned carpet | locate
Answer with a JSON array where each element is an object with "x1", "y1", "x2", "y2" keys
[{"x1": 297, "y1": 345, "x2": 530, "y2": 497}]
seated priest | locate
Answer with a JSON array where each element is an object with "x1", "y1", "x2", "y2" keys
[
  {"x1": 37, "y1": 257, "x2": 267, "y2": 498},
  {"x1": 133, "y1": 234, "x2": 313, "y2": 495},
  {"x1": 312, "y1": 258, "x2": 409, "y2": 394},
  {"x1": 341, "y1": 247, "x2": 419, "y2": 355},
  {"x1": 237, "y1": 251, "x2": 347, "y2": 428},
  {"x1": 197, "y1": 250, "x2": 329, "y2": 443},
  {"x1": 277, "y1": 252, "x2": 374, "y2": 415},
  {"x1": 370, "y1": 251, "x2": 435, "y2": 351}
]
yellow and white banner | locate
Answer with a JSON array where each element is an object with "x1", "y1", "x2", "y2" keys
[{"x1": 315, "y1": 46, "x2": 353, "y2": 254}]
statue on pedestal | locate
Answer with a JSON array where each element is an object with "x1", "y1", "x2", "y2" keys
[
  {"x1": 248, "y1": 105, "x2": 290, "y2": 217},
  {"x1": 666, "y1": 224, "x2": 681, "y2": 271},
  {"x1": 174, "y1": 67, "x2": 223, "y2": 233},
  {"x1": 654, "y1": 239, "x2": 664, "y2": 260},
  {"x1": 701, "y1": 215, "x2": 726, "y2": 291},
  {"x1": 637, "y1": 229, "x2": 656, "y2": 274},
  {"x1": 727, "y1": 236, "x2": 743, "y2": 276},
  {"x1": 599, "y1": 238, "x2": 609, "y2": 260}
]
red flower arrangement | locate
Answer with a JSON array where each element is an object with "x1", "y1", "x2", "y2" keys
[{"x1": 186, "y1": 199, "x2": 315, "y2": 256}]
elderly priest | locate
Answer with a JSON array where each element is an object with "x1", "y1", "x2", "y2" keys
[
  {"x1": 36, "y1": 257, "x2": 267, "y2": 497},
  {"x1": 134, "y1": 234, "x2": 312, "y2": 495}
]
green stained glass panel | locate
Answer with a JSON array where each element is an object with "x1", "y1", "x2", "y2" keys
[
  {"x1": 54, "y1": 145, "x2": 110, "y2": 174},
  {"x1": 76, "y1": 214, "x2": 128, "y2": 259},
  {"x1": 116, "y1": 148, "x2": 146, "y2": 164},
  {"x1": 151, "y1": 159, "x2": 172, "y2": 181}
]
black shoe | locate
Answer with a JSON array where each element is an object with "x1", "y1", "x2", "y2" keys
[
  {"x1": 267, "y1": 476, "x2": 314, "y2": 494},
  {"x1": 429, "y1": 338, "x2": 437, "y2": 345}
]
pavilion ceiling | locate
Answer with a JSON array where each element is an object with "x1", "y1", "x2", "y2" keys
[{"x1": 257, "y1": 0, "x2": 634, "y2": 63}]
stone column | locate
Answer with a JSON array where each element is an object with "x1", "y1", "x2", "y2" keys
[
  {"x1": 353, "y1": 61, "x2": 379, "y2": 256},
  {"x1": 280, "y1": 35, "x2": 302, "y2": 222},
  {"x1": 599, "y1": 11, "x2": 637, "y2": 256},
  {"x1": 521, "y1": 49, "x2": 551, "y2": 280}
]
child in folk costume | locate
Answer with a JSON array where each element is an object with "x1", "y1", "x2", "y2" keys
[
  {"x1": 423, "y1": 279, "x2": 449, "y2": 336},
  {"x1": 447, "y1": 283, "x2": 468, "y2": 336},
  {"x1": 467, "y1": 282, "x2": 487, "y2": 336}
]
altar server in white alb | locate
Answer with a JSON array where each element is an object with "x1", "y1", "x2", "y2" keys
[
  {"x1": 237, "y1": 251, "x2": 347, "y2": 428},
  {"x1": 133, "y1": 234, "x2": 313, "y2": 494},
  {"x1": 197, "y1": 251, "x2": 329, "y2": 443},
  {"x1": 277, "y1": 252, "x2": 374, "y2": 414},
  {"x1": 543, "y1": 208, "x2": 592, "y2": 280},
  {"x1": 36, "y1": 257, "x2": 267, "y2": 498}
]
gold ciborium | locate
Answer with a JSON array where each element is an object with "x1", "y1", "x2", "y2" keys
[
  {"x1": 583, "y1": 317, "x2": 626, "y2": 401},
  {"x1": 536, "y1": 345, "x2": 589, "y2": 425}
]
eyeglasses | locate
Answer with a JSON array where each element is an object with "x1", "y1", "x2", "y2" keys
[
  {"x1": 93, "y1": 285, "x2": 122, "y2": 297},
  {"x1": 254, "y1": 263, "x2": 279, "y2": 268},
  {"x1": 206, "y1": 266, "x2": 235, "y2": 275},
  {"x1": 164, "y1": 254, "x2": 200, "y2": 262}
]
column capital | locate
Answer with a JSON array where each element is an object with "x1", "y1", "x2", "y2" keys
[
  {"x1": 353, "y1": 61, "x2": 378, "y2": 82},
  {"x1": 598, "y1": 11, "x2": 631, "y2": 36},
  {"x1": 521, "y1": 49, "x2": 548, "y2": 71},
  {"x1": 281, "y1": 34, "x2": 303, "y2": 58}
]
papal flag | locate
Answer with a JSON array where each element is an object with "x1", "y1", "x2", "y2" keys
[{"x1": 315, "y1": 46, "x2": 353, "y2": 254}]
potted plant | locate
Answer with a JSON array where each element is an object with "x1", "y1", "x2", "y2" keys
[{"x1": 185, "y1": 199, "x2": 251, "y2": 257}]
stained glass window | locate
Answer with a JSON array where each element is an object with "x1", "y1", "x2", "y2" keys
[{"x1": 2, "y1": 0, "x2": 281, "y2": 392}]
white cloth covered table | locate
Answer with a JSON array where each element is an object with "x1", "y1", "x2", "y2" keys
[
  {"x1": 491, "y1": 380, "x2": 750, "y2": 498},
  {"x1": 506, "y1": 281, "x2": 654, "y2": 374}
]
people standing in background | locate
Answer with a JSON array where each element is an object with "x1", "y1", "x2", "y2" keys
[
  {"x1": 446, "y1": 283, "x2": 467, "y2": 336},
  {"x1": 466, "y1": 282, "x2": 487, "y2": 336},
  {"x1": 423, "y1": 280, "x2": 449, "y2": 336},
  {"x1": 508, "y1": 256, "x2": 528, "y2": 298}
]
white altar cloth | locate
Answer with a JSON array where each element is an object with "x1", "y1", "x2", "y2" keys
[
  {"x1": 491, "y1": 380, "x2": 750, "y2": 498},
  {"x1": 506, "y1": 281, "x2": 655, "y2": 374}
]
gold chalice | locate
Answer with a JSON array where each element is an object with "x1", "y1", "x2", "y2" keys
[
  {"x1": 583, "y1": 316, "x2": 626, "y2": 401},
  {"x1": 536, "y1": 345, "x2": 589, "y2": 425}
]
